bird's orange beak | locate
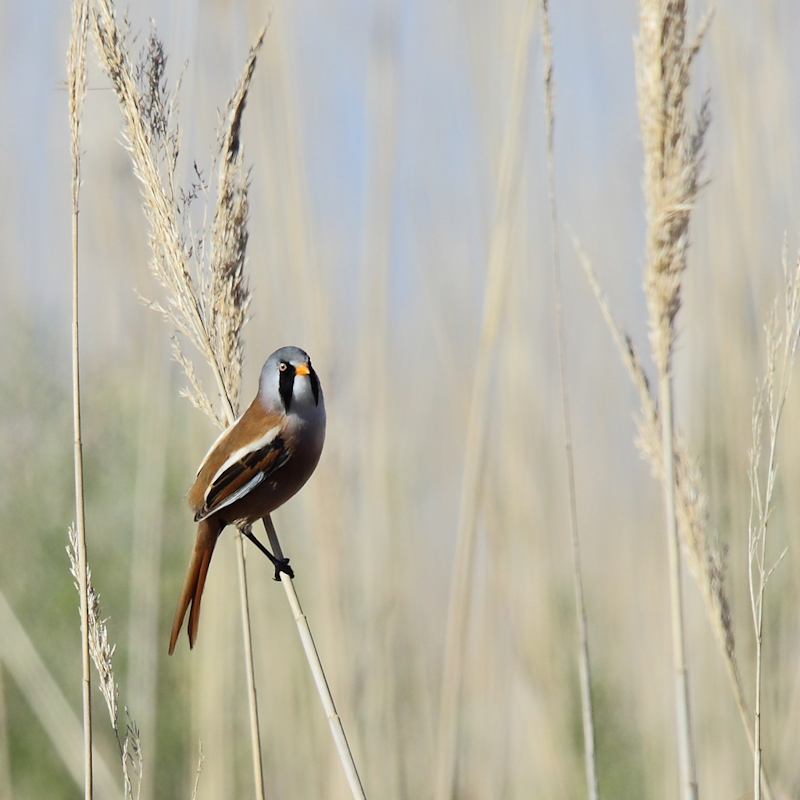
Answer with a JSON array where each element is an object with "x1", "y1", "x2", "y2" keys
[{"x1": 295, "y1": 364, "x2": 310, "y2": 376}]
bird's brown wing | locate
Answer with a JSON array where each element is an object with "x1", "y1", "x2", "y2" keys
[{"x1": 194, "y1": 434, "x2": 291, "y2": 522}]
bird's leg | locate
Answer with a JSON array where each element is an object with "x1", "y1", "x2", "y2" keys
[{"x1": 241, "y1": 526, "x2": 294, "y2": 581}]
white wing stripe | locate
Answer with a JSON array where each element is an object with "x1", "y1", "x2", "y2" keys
[
  {"x1": 198, "y1": 473, "x2": 266, "y2": 522},
  {"x1": 209, "y1": 424, "x2": 282, "y2": 487}
]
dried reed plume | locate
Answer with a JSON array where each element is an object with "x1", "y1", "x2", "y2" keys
[
  {"x1": 638, "y1": 3, "x2": 711, "y2": 376},
  {"x1": 748, "y1": 245, "x2": 800, "y2": 800},
  {"x1": 91, "y1": 0, "x2": 254, "y2": 424},
  {"x1": 636, "y1": 3, "x2": 711, "y2": 797},
  {"x1": 579, "y1": 244, "x2": 736, "y2": 701},
  {"x1": 68, "y1": 527, "x2": 143, "y2": 800},
  {"x1": 91, "y1": 3, "x2": 264, "y2": 794},
  {"x1": 68, "y1": 0, "x2": 88, "y2": 210},
  {"x1": 90, "y1": 4, "x2": 365, "y2": 797},
  {"x1": 575, "y1": 2, "x2": 721, "y2": 794},
  {"x1": 578, "y1": 238, "x2": 777, "y2": 800}
]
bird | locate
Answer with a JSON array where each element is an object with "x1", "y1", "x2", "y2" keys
[{"x1": 169, "y1": 346, "x2": 326, "y2": 654}]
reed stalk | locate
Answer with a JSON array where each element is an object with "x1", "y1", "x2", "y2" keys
[
  {"x1": 578, "y1": 241, "x2": 776, "y2": 800},
  {"x1": 539, "y1": 2, "x2": 599, "y2": 797},
  {"x1": 67, "y1": 1, "x2": 91, "y2": 797},
  {"x1": 747, "y1": 248, "x2": 800, "y2": 800},
  {"x1": 264, "y1": 517, "x2": 367, "y2": 800},
  {"x1": 234, "y1": 534, "x2": 265, "y2": 800},
  {"x1": 636, "y1": 3, "x2": 711, "y2": 795}
]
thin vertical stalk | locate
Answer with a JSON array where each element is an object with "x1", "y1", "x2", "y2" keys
[
  {"x1": 215, "y1": 393, "x2": 266, "y2": 800},
  {"x1": 753, "y1": 623, "x2": 762, "y2": 800},
  {"x1": 750, "y1": 383, "x2": 778, "y2": 800},
  {"x1": 68, "y1": 1, "x2": 91, "y2": 797},
  {"x1": 660, "y1": 376, "x2": 697, "y2": 800},
  {"x1": 235, "y1": 535, "x2": 265, "y2": 800},
  {"x1": 748, "y1": 257, "x2": 800, "y2": 800},
  {"x1": 539, "y1": 2, "x2": 599, "y2": 798},
  {"x1": 71, "y1": 145, "x2": 93, "y2": 800}
]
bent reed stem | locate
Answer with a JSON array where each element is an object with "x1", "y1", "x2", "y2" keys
[{"x1": 263, "y1": 516, "x2": 367, "y2": 800}]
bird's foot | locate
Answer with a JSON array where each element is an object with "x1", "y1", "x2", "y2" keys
[
  {"x1": 269, "y1": 555, "x2": 294, "y2": 582},
  {"x1": 241, "y1": 527, "x2": 294, "y2": 580}
]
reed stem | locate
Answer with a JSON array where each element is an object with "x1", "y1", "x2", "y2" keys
[
  {"x1": 68, "y1": 0, "x2": 91, "y2": 795},
  {"x1": 263, "y1": 517, "x2": 367, "y2": 800},
  {"x1": 539, "y1": 2, "x2": 599, "y2": 797}
]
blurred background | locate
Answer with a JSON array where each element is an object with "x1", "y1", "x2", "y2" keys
[{"x1": 2, "y1": 0, "x2": 800, "y2": 797}]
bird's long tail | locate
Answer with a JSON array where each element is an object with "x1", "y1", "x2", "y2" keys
[{"x1": 169, "y1": 517, "x2": 222, "y2": 654}]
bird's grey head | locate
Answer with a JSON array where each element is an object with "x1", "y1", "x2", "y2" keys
[{"x1": 259, "y1": 346, "x2": 323, "y2": 415}]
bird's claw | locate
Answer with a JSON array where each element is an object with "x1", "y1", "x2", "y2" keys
[{"x1": 272, "y1": 556, "x2": 294, "y2": 581}]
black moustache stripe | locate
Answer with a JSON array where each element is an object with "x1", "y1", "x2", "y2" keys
[
  {"x1": 278, "y1": 360, "x2": 320, "y2": 410},
  {"x1": 309, "y1": 365, "x2": 320, "y2": 405},
  {"x1": 279, "y1": 363, "x2": 295, "y2": 412}
]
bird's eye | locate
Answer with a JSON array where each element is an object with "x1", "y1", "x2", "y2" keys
[{"x1": 279, "y1": 362, "x2": 288, "y2": 372}]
